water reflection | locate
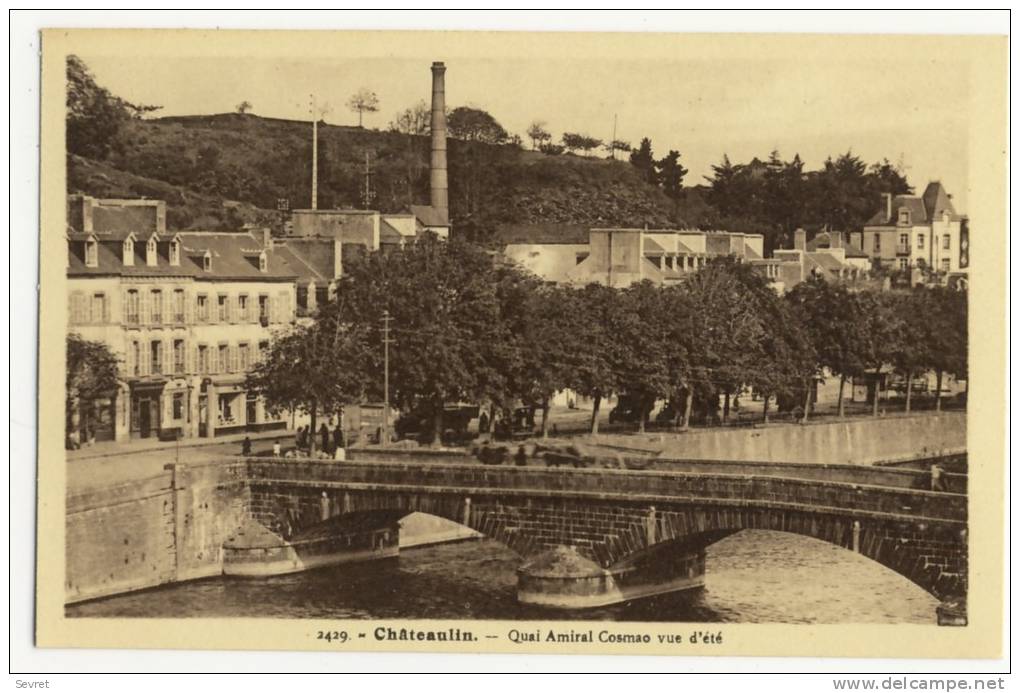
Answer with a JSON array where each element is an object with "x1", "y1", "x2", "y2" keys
[{"x1": 67, "y1": 530, "x2": 937, "y2": 624}]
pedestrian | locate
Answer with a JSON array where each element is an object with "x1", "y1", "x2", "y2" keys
[
  {"x1": 478, "y1": 410, "x2": 490, "y2": 435},
  {"x1": 332, "y1": 425, "x2": 344, "y2": 453},
  {"x1": 295, "y1": 426, "x2": 305, "y2": 451},
  {"x1": 319, "y1": 423, "x2": 329, "y2": 453},
  {"x1": 241, "y1": 435, "x2": 252, "y2": 457},
  {"x1": 272, "y1": 439, "x2": 281, "y2": 458}
]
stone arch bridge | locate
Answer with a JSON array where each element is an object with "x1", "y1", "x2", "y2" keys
[{"x1": 234, "y1": 456, "x2": 967, "y2": 619}]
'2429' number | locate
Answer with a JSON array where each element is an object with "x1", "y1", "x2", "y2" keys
[{"x1": 317, "y1": 631, "x2": 349, "y2": 643}]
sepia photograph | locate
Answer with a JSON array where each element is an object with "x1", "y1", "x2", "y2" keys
[{"x1": 28, "y1": 21, "x2": 1007, "y2": 662}]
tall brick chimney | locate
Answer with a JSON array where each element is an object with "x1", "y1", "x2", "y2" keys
[{"x1": 430, "y1": 62, "x2": 449, "y2": 224}]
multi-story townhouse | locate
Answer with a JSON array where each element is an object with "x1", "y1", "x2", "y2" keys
[
  {"x1": 851, "y1": 181, "x2": 970, "y2": 287},
  {"x1": 66, "y1": 196, "x2": 297, "y2": 442}
]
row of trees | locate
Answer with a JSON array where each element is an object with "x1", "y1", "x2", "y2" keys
[{"x1": 245, "y1": 235, "x2": 968, "y2": 450}]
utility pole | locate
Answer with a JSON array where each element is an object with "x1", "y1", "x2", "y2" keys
[
  {"x1": 361, "y1": 151, "x2": 377, "y2": 209},
  {"x1": 311, "y1": 95, "x2": 318, "y2": 210},
  {"x1": 381, "y1": 310, "x2": 395, "y2": 446}
]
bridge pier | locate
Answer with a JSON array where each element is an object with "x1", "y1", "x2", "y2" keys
[{"x1": 517, "y1": 544, "x2": 705, "y2": 610}]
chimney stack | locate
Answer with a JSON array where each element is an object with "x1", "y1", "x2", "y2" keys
[
  {"x1": 884, "y1": 192, "x2": 892, "y2": 222},
  {"x1": 794, "y1": 228, "x2": 806, "y2": 251},
  {"x1": 430, "y1": 61, "x2": 449, "y2": 224}
]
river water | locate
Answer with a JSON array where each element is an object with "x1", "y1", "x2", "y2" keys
[{"x1": 67, "y1": 529, "x2": 937, "y2": 623}]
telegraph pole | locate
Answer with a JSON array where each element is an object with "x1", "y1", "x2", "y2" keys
[
  {"x1": 311, "y1": 95, "x2": 318, "y2": 210},
  {"x1": 610, "y1": 113, "x2": 618, "y2": 160},
  {"x1": 361, "y1": 151, "x2": 377, "y2": 209},
  {"x1": 381, "y1": 310, "x2": 395, "y2": 446}
]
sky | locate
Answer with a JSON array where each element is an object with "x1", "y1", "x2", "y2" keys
[{"x1": 80, "y1": 50, "x2": 971, "y2": 208}]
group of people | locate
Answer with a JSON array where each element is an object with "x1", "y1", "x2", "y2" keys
[{"x1": 294, "y1": 423, "x2": 346, "y2": 457}]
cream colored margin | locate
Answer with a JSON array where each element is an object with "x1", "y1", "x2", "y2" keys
[{"x1": 36, "y1": 28, "x2": 1007, "y2": 657}]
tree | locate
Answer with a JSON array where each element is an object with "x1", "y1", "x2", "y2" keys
[
  {"x1": 568, "y1": 284, "x2": 629, "y2": 435},
  {"x1": 629, "y1": 137, "x2": 657, "y2": 184},
  {"x1": 336, "y1": 233, "x2": 509, "y2": 444},
  {"x1": 538, "y1": 142, "x2": 565, "y2": 156},
  {"x1": 447, "y1": 106, "x2": 508, "y2": 144},
  {"x1": 347, "y1": 88, "x2": 380, "y2": 127},
  {"x1": 786, "y1": 277, "x2": 869, "y2": 417},
  {"x1": 605, "y1": 139, "x2": 631, "y2": 159},
  {"x1": 66, "y1": 55, "x2": 131, "y2": 159},
  {"x1": 560, "y1": 132, "x2": 586, "y2": 155},
  {"x1": 526, "y1": 121, "x2": 552, "y2": 151},
  {"x1": 389, "y1": 100, "x2": 430, "y2": 136},
  {"x1": 856, "y1": 290, "x2": 905, "y2": 416},
  {"x1": 66, "y1": 334, "x2": 120, "y2": 444},
  {"x1": 617, "y1": 281, "x2": 671, "y2": 432},
  {"x1": 655, "y1": 150, "x2": 688, "y2": 200},
  {"x1": 235, "y1": 101, "x2": 253, "y2": 115},
  {"x1": 245, "y1": 303, "x2": 371, "y2": 456}
]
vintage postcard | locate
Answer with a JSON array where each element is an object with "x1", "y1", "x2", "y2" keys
[{"x1": 35, "y1": 27, "x2": 1007, "y2": 658}]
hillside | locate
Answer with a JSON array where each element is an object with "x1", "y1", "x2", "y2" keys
[{"x1": 68, "y1": 112, "x2": 683, "y2": 238}]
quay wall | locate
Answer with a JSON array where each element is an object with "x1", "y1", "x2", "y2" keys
[
  {"x1": 599, "y1": 412, "x2": 966, "y2": 465},
  {"x1": 65, "y1": 462, "x2": 247, "y2": 604}
]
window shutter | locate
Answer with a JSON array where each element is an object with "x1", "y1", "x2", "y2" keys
[
  {"x1": 102, "y1": 294, "x2": 111, "y2": 323},
  {"x1": 230, "y1": 345, "x2": 239, "y2": 373},
  {"x1": 185, "y1": 291, "x2": 194, "y2": 324},
  {"x1": 187, "y1": 342, "x2": 195, "y2": 375},
  {"x1": 229, "y1": 294, "x2": 237, "y2": 324},
  {"x1": 139, "y1": 291, "x2": 150, "y2": 326},
  {"x1": 278, "y1": 291, "x2": 288, "y2": 323},
  {"x1": 139, "y1": 343, "x2": 149, "y2": 377},
  {"x1": 268, "y1": 295, "x2": 277, "y2": 324},
  {"x1": 165, "y1": 339, "x2": 173, "y2": 373},
  {"x1": 125, "y1": 342, "x2": 135, "y2": 376}
]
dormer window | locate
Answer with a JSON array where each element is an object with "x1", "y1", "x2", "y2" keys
[
  {"x1": 169, "y1": 238, "x2": 180, "y2": 266},
  {"x1": 84, "y1": 236, "x2": 98, "y2": 268},
  {"x1": 203, "y1": 250, "x2": 212, "y2": 272},
  {"x1": 898, "y1": 209, "x2": 910, "y2": 225},
  {"x1": 258, "y1": 251, "x2": 268, "y2": 273},
  {"x1": 146, "y1": 237, "x2": 158, "y2": 266},
  {"x1": 122, "y1": 237, "x2": 134, "y2": 266}
]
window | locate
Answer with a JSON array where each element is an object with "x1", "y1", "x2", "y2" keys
[
  {"x1": 941, "y1": 258, "x2": 951, "y2": 272},
  {"x1": 131, "y1": 341, "x2": 140, "y2": 376},
  {"x1": 146, "y1": 238, "x2": 158, "y2": 266},
  {"x1": 315, "y1": 285, "x2": 328, "y2": 306},
  {"x1": 258, "y1": 251, "x2": 268, "y2": 273},
  {"x1": 173, "y1": 289, "x2": 185, "y2": 322},
  {"x1": 197, "y1": 344, "x2": 209, "y2": 374},
  {"x1": 172, "y1": 393, "x2": 184, "y2": 420},
  {"x1": 943, "y1": 234, "x2": 951, "y2": 250},
  {"x1": 123, "y1": 238, "x2": 134, "y2": 265},
  {"x1": 150, "y1": 340, "x2": 163, "y2": 375},
  {"x1": 898, "y1": 258, "x2": 908, "y2": 271},
  {"x1": 173, "y1": 339, "x2": 185, "y2": 374},
  {"x1": 125, "y1": 289, "x2": 140, "y2": 324},
  {"x1": 218, "y1": 344, "x2": 229, "y2": 373},
  {"x1": 151, "y1": 289, "x2": 163, "y2": 324},
  {"x1": 873, "y1": 234, "x2": 881, "y2": 252},
  {"x1": 898, "y1": 209, "x2": 910, "y2": 225},
  {"x1": 196, "y1": 294, "x2": 209, "y2": 322},
  {"x1": 917, "y1": 234, "x2": 924, "y2": 249},
  {"x1": 898, "y1": 233, "x2": 909, "y2": 247},
  {"x1": 258, "y1": 340, "x2": 269, "y2": 363},
  {"x1": 91, "y1": 292, "x2": 106, "y2": 323},
  {"x1": 238, "y1": 342, "x2": 250, "y2": 372},
  {"x1": 169, "y1": 240, "x2": 180, "y2": 266},
  {"x1": 239, "y1": 294, "x2": 249, "y2": 321},
  {"x1": 218, "y1": 294, "x2": 228, "y2": 322},
  {"x1": 85, "y1": 238, "x2": 98, "y2": 267},
  {"x1": 203, "y1": 251, "x2": 212, "y2": 272},
  {"x1": 258, "y1": 294, "x2": 269, "y2": 324}
]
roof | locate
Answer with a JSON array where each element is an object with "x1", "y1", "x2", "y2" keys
[
  {"x1": 865, "y1": 183, "x2": 964, "y2": 226},
  {"x1": 643, "y1": 237, "x2": 666, "y2": 254},
  {"x1": 379, "y1": 219, "x2": 404, "y2": 244},
  {"x1": 272, "y1": 239, "x2": 337, "y2": 283},
  {"x1": 408, "y1": 204, "x2": 449, "y2": 227},
  {"x1": 68, "y1": 231, "x2": 297, "y2": 281},
  {"x1": 742, "y1": 245, "x2": 763, "y2": 260},
  {"x1": 493, "y1": 224, "x2": 591, "y2": 245}
]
